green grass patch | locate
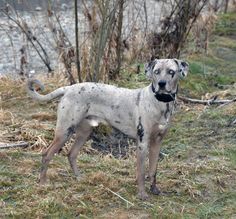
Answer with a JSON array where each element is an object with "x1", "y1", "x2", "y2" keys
[
  {"x1": 210, "y1": 35, "x2": 236, "y2": 50},
  {"x1": 188, "y1": 61, "x2": 205, "y2": 74},
  {"x1": 226, "y1": 148, "x2": 236, "y2": 166},
  {"x1": 214, "y1": 12, "x2": 236, "y2": 36}
]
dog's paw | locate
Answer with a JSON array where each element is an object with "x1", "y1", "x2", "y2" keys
[
  {"x1": 138, "y1": 191, "x2": 149, "y2": 200},
  {"x1": 150, "y1": 184, "x2": 161, "y2": 195}
]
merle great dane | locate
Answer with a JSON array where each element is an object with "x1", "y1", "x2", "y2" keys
[{"x1": 27, "y1": 58, "x2": 188, "y2": 200}]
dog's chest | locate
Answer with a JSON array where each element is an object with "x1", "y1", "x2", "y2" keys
[{"x1": 151, "y1": 102, "x2": 175, "y2": 131}]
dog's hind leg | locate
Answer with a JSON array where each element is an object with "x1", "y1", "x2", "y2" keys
[
  {"x1": 68, "y1": 121, "x2": 92, "y2": 178},
  {"x1": 39, "y1": 126, "x2": 73, "y2": 184}
]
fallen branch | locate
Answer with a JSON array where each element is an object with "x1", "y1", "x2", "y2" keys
[
  {"x1": 178, "y1": 96, "x2": 236, "y2": 105},
  {"x1": 228, "y1": 118, "x2": 236, "y2": 126},
  {"x1": 0, "y1": 142, "x2": 29, "y2": 149}
]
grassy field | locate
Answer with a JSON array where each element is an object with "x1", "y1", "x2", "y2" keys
[{"x1": 0, "y1": 14, "x2": 236, "y2": 218}]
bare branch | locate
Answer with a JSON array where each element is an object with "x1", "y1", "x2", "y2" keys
[
  {"x1": 0, "y1": 142, "x2": 29, "y2": 149},
  {"x1": 1, "y1": 5, "x2": 53, "y2": 72},
  {"x1": 178, "y1": 96, "x2": 236, "y2": 105}
]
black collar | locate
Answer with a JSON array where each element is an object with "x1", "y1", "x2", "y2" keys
[{"x1": 151, "y1": 83, "x2": 177, "y2": 103}]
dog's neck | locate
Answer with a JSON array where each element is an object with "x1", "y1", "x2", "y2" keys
[{"x1": 151, "y1": 83, "x2": 177, "y2": 103}]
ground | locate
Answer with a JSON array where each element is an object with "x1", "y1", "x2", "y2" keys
[{"x1": 0, "y1": 13, "x2": 236, "y2": 218}]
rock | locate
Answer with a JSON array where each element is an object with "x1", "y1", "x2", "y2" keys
[{"x1": 35, "y1": 6, "x2": 42, "y2": 12}]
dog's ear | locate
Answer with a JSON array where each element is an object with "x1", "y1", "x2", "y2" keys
[
  {"x1": 174, "y1": 59, "x2": 189, "y2": 78},
  {"x1": 145, "y1": 59, "x2": 157, "y2": 79}
]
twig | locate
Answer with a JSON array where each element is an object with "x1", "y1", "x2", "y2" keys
[
  {"x1": 105, "y1": 187, "x2": 134, "y2": 208},
  {"x1": 178, "y1": 96, "x2": 236, "y2": 105},
  {"x1": 0, "y1": 142, "x2": 29, "y2": 149}
]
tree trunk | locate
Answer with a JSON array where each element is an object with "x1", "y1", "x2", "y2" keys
[
  {"x1": 224, "y1": 0, "x2": 230, "y2": 13},
  {"x1": 114, "y1": 0, "x2": 124, "y2": 78},
  {"x1": 91, "y1": 0, "x2": 119, "y2": 82},
  {"x1": 74, "y1": 0, "x2": 82, "y2": 82}
]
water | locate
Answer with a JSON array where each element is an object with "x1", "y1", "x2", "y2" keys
[
  {"x1": 0, "y1": 0, "x2": 164, "y2": 76},
  {"x1": 0, "y1": 0, "x2": 73, "y2": 11}
]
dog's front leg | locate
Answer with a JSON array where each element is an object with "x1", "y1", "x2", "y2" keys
[
  {"x1": 136, "y1": 142, "x2": 149, "y2": 200},
  {"x1": 148, "y1": 132, "x2": 166, "y2": 195}
]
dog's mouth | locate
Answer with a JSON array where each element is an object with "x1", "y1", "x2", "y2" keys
[
  {"x1": 151, "y1": 83, "x2": 177, "y2": 102},
  {"x1": 157, "y1": 88, "x2": 170, "y2": 94}
]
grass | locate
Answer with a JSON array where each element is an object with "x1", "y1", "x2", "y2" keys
[
  {"x1": 0, "y1": 14, "x2": 236, "y2": 218},
  {"x1": 214, "y1": 12, "x2": 236, "y2": 36}
]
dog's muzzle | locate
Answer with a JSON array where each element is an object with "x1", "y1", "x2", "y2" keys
[{"x1": 151, "y1": 83, "x2": 177, "y2": 103}]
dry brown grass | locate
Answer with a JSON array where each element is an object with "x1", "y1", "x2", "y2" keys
[{"x1": 0, "y1": 72, "x2": 235, "y2": 218}]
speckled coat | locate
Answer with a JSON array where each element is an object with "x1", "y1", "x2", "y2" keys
[{"x1": 27, "y1": 59, "x2": 189, "y2": 200}]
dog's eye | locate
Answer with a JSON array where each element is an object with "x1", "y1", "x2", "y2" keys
[
  {"x1": 168, "y1": 69, "x2": 175, "y2": 75},
  {"x1": 154, "y1": 69, "x2": 160, "y2": 75}
]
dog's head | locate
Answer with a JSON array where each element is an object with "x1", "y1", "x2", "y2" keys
[{"x1": 145, "y1": 59, "x2": 189, "y2": 102}]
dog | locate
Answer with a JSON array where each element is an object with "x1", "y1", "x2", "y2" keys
[{"x1": 27, "y1": 59, "x2": 188, "y2": 200}]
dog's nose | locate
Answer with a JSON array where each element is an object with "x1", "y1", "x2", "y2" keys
[{"x1": 158, "y1": 80, "x2": 166, "y2": 89}]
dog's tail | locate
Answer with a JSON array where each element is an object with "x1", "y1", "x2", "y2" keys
[{"x1": 27, "y1": 79, "x2": 67, "y2": 102}]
